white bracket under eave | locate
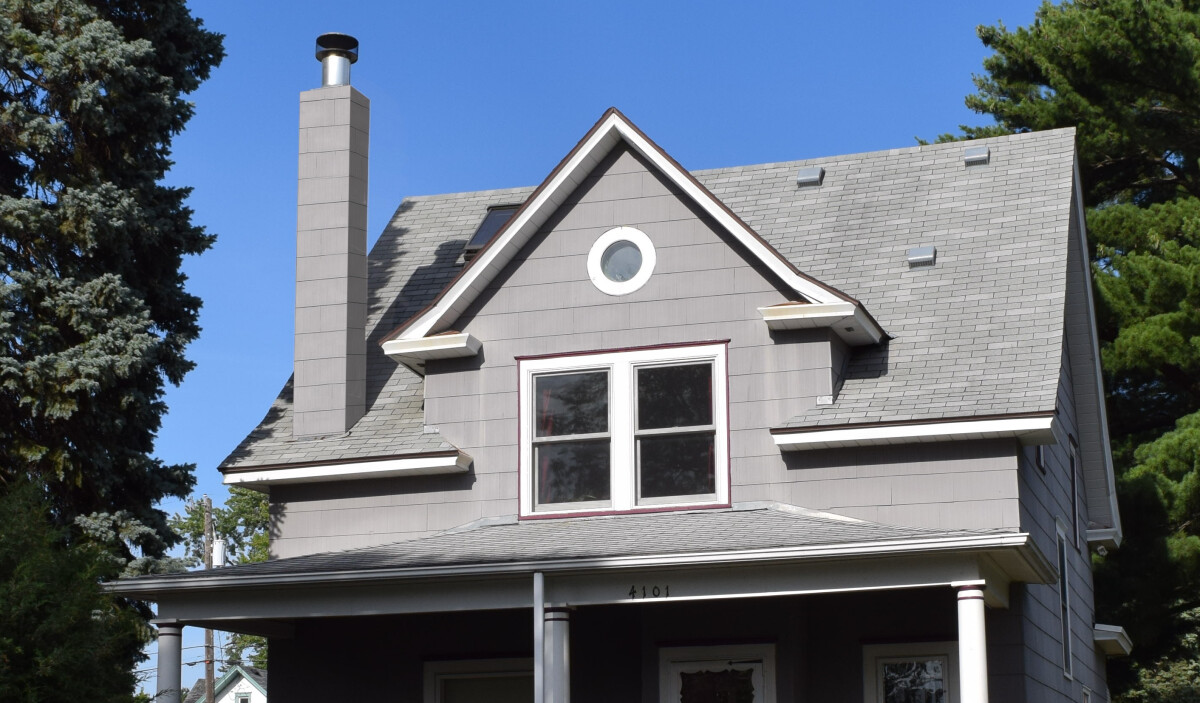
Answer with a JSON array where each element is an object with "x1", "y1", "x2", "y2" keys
[
  {"x1": 758, "y1": 302, "x2": 885, "y2": 346},
  {"x1": 382, "y1": 332, "x2": 481, "y2": 373}
]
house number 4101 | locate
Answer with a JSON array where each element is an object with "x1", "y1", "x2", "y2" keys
[{"x1": 628, "y1": 585, "x2": 670, "y2": 599}]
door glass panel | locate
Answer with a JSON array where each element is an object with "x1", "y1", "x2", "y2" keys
[
  {"x1": 679, "y1": 667, "x2": 756, "y2": 703},
  {"x1": 535, "y1": 440, "x2": 610, "y2": 504},
  {"x1": 535, "y1": 371, "x2": 608, "y2": 437},
  {"x1": 639, "y1": 433, "x2": 715, "y2": 498},
  {"x1": 881, "y1": 658, "x2": 948, "y2": 703},
  {"x1": 442, "y1": 674, "x2": 533, "y2": 703},
  {"x1": 637, "y1": 363, "x2": 712, "y2": 429}
]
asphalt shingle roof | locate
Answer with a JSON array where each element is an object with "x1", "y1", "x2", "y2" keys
[
  {"x1": 146, "y1": 505, "x2": 1011, "y2": 580},
  {"x1": 220, "y1": 128, "x2": 1074, "y2": 469}
]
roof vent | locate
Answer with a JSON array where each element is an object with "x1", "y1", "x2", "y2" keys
[
  {"x1": 795, "y1": 166, "x2": 825, "y2": 187},
  {"x1": 907, "y1": 246, "x2": 936, "y2": 266},
  {"x1": 464, "y1": 204, "x2": 520, "y2": 261},
  {"x1": 963, "y1": 145, "x2": 990, "y2": 166},
  {"x1": 315, "y1": 33, "x2": 359, "y2": 87}
]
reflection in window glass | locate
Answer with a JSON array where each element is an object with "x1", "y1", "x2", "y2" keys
[
  {"x1": 637, "y1": 363, "x2": 713, "y2": 429},
  {"x1": 600, "y1": 240, "x2": 643, "y2": 282},
  {"x1": 639, "y1": 434, "x2": 714, "y2": 498},
  {"x1": 535, "y1": 371, "x2": 608, "y2": 437},
  {"x1": 882, "y1": 658, "x2": 947, "y2": 703},
  {"x1": 536, "y1": 440, "x2": 610, "y2": 504}
]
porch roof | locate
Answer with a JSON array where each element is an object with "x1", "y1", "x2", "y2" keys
[{"x1": 120, "y1": 504, "x2": 1019, "y2": 587}]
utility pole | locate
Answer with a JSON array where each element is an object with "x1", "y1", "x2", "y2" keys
[{"x1": 204, "y1": 495, "x2": 215, "y2": 703}]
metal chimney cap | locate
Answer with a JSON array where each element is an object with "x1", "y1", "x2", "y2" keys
[{"x1": 316, "y1": 33, "x2": 359, "y2": 63}]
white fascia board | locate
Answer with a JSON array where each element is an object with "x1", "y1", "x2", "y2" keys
[
  {"x1": 1094, "y1": 624, "x2": 1133, "y2": 657},
  {"x1": 382, "y1": 333, "x2": 481, "y2": 362},
  {"x1": 775, "y1": 415, "x2": 1058, "y2": 451},
  {"x1": 396, "y1": 111, "x2": 852, "y2": 342},
  {"x1": 222, "y1": 452, "x2": 472, "y2": 487},
  {"x1": 758, "y1": 302, "x2": 885, "y2": 346},
  {"x1": 1074, "y1": 158, "x2": 1123, "y2": 547},
  {"x1": 109, "y1": 531, "x2": 1035, "y2": 596}
]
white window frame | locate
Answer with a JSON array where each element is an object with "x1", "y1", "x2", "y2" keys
[
  {"x1": 1058, "y1": 522, "x2": 1074, "y2": 679},
  {"x1": 862, "y1": 641, "x2": 958, "y2": 703},
  {"x1": 519, "y1": 342, "x2": 729, "y2": 517},
  {"x1": 423, "y1": 658, "x2": 533, "y2": 703},
  {"x1": 659, "y1": 643, "x2": 776, "y2": 703}
]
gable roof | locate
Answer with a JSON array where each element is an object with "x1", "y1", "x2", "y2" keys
[
  {"x1": 380, "y1": 108, "x2": 882, "y2": 348},
  {"x1": 220, "y1": 121, "x2": 1082, "y2": 481},
  {"x1": 182, "y1": 665, "x2": 267, "y2": 703}
]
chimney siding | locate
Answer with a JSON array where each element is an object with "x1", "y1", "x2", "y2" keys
[{"x1": 294, "y1": 85, "x2": 369, "y2": 437}]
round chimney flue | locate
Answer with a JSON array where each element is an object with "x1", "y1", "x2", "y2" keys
[{"x1": 315, "y1": 33, "x2": 359, "y2": 87}]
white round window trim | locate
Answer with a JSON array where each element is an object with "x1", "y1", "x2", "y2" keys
[{"x1": 587, "y1": 226, "x2": 656, "y2": 296}]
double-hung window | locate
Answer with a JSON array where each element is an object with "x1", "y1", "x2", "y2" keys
[{"x1": 519, "y1": 342, "x2": 729, "y2": 516}]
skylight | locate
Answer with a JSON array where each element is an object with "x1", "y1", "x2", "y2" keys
[{"x1": 464, "y1": 205, "x2": 520, "y2": 261}]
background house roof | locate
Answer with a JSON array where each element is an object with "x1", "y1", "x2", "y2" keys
[
  {"x1": 182, "y1": 665, "x2": 267, "y2": 703},
  {"x1": 220, "y1": 128, "x2": 1075, "y2": 471}
]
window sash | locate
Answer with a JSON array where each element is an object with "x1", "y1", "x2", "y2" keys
[{"x1": 520, "y1": 344, "x2": 728, "y2": 516}]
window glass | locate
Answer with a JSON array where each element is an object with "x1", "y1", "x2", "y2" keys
[
  {"x1": 639, "y1": 434, "x2": 714, "y2": 498},
  {"x1": 600, "y1": 240, "x2": 643, "y2": 282},
  {"x1": 637, "y1": 363, "x2": 713, "y2": 429},
  {"x1": 881, "y1": 657, "x2": 948, "y2": 703},
  {"x1": 441, "y1": 674, "x2": 533, "y2": 703},
  {"x1": 680, "y1": 667, "x2": 756, "y2": 703},
  {"x1": 536, "y1": 440, "x2": 610, "y2": 504},
  {"x1": 535, "y1": 371, "x2": 607, "y2": 437}
]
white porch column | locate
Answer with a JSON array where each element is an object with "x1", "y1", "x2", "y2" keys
[
  {"x1": 544, "y1": 607, "x2": 571, "y2": 703},
  {"x1": 957, "y1": 585, "x2": 989, "y2": 703},
  {"x1": 155, "y1": 623, "x2": 183, "y2": 703},
  {"x1": 534, "y1": 572, "x2": 545, "y2": 703}
]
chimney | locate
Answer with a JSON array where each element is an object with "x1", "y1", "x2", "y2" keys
[{"x1": 294, "y1": 33, "x2": 368, "y2": 437}]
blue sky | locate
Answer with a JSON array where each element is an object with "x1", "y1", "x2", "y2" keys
[{"x1": 147, "y1": 0, "x2": 1045, "y2": 681}]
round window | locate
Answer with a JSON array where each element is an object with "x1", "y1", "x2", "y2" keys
[{"x1": 587, "y1": 226, "x2": 656, "y2": 295}]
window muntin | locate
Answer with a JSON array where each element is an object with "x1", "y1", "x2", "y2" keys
[{"x1": 520, "y1": 343, "x2": 728, "y2": 516}]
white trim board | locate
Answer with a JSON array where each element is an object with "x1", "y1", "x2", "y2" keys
[
  {"x1": 759, "y1": 302, "x2": 884, "y2": 346},
  {"x1": 222, "y1": 452, "x2": 472, "y2": 487},
  {"x1": 774, "y1": 416, "x2": 1059, "y2": 451},
  {"x1": 388, "y1": 109, "x2": 881, "y2": 345}
]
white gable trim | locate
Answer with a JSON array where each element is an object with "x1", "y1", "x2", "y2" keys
[
  {"x1": 774, "y1": 415, "x2": 1059, "y2": 451},
  {"x1": 390, "y1": 109, "x2": 872, "y2": 343}
]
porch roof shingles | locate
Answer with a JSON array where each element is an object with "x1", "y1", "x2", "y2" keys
[
  {"x1": 220, "y1": 128, "x2": 1074, "y2": 469},
  {"x1": 139, "y1": 506, "x2": 1011, "y2": 581}
]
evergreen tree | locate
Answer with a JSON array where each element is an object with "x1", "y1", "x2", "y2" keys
[
  {"x1": 945, "y1": 0, "x2": 1200, "y2": 695},
  {"x1": 0, "y1": 1, "x2": 222, "y2": 698},
  {"x1": 0, "y1": 1, "x2": 222, "y2": 555}
]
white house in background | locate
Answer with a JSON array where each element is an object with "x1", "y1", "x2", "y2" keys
[
  {"x1": 181, "y1": 665, "x2": 266, "y2": 703},
  {"x1": 116, "y1": 33, "x2": 1131, "y2": 703}
]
